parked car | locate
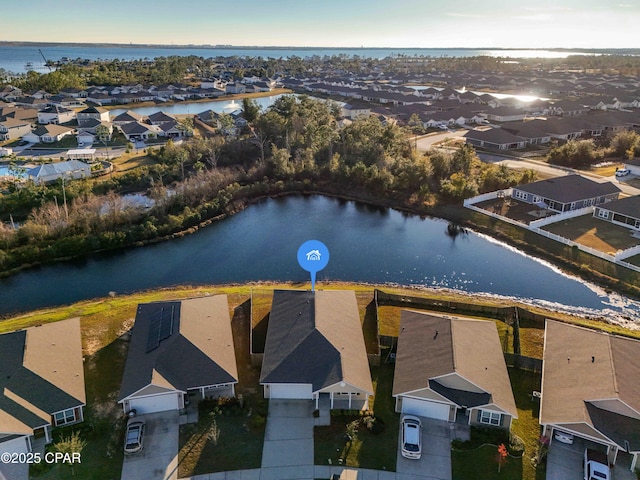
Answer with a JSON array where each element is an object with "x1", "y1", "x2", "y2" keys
[
  {"x1": 584, "y1": 448, "x2": 610, "y2": 480},
  {"x1": 401, "y1": 415, "x2": 422, "y2": 459},
  {"x1": 554, "y1": 430, "x2": 574, "y2": 444},
  {"x1": 615, "y1": 168, "x2": 630, "y2": 177},
  {"x1": 124, "y1": 417, "x2": 145, "y2": 455}
]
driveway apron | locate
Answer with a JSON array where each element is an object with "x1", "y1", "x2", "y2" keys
[
  {"x1": 261, "y1": 399, "x2": 314, "y2": 469},
  {"x1": 121, "y1": 411, "x2": 179, "y2": 480}
]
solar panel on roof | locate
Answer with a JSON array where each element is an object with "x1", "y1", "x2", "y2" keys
[
  {"x1": 159, "y1": 305, "x2": 175, "y2": 341},
  {"x1": 145, "y1": 305, "x2": 176, "y2": 353},
  {"x1": 146, "y1": 313, "x2": 162, "y2": 352}
]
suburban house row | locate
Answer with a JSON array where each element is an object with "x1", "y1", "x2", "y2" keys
[{"x1": 0, "y1": 290, "x2": 638, "y2": 471}]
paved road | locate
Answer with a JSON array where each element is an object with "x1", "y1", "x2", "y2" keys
[{"x1": 415, "y1": 130, "x2": 468, "y2": 151}]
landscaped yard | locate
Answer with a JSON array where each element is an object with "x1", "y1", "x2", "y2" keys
[
  {"x1": 452, "y1": 445, "x2": 523, "y2": 480},
  {"x1": 508, "y1": 367, "x2": 545, "y2": 480},
  {"x1": 178, "y1": 395, "x2": 267, "y2": 476},
  {"x1": 314, "y1": 360, "x2": 398, "y2": 471},
  {"x1": 31, "y1": 337, "x2": 128, "y2": 480},
  {"x1": 542, "y1": 215, "x2": 640, "y2": 254}
]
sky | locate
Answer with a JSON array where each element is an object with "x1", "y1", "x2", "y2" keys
[{"x1": 2, "y1": 0, "x2": 639, "y2": 49}]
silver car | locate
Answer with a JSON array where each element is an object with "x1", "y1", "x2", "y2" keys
[{"x1": 124, "y1": 417, "x2": 145, "y2": 455}]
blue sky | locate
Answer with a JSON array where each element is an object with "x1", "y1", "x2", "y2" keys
[{"x1": 2, "y1": 0, "x2": 638, "y2": 48}]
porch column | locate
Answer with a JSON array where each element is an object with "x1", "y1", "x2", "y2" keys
[
  {"x1": 201, "y1": 387, "x2": 205, "y2": 399},
  {"x1": 45, "y1": 426, "x2": 51, "y2": 444},
  {"x1": 330, "y1": 392, "x2": 334, "y2": 409},
  {"x1": 315, "y1": 394, "x2": 318, "y2": 410},
  {"x1": 631, "y1": 453, "x2": 638, "y2": 471},
  {"x1": 348, "y1": 392, "x2": 352, "y2": 409}
]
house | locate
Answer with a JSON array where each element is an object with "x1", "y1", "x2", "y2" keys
[
  {"x1": 118, "y1": 295, "x2": 238, "y2": 415},
  {"x1": 485, "y1": 106, "x2": 527, "y2": 123},
  {"x1": 502, "y1": 121, "x2": 552, "y2": 145},
  {"x1": 226, "y1": 82, "x2": 246, "y2": 94},
  {"x1": 510, "y1": 174, "x2": 620, "y2": 213},
  {"x1": 593, "y1": 195, "x2": 640, "y2": 230},
  {"x1": 22, "y1": 124, "x2": 75, "y2": 144},
  {"x1": 77, "y1": 106, "x2": 110, "y2": 126},
  {"x1": 37, "y1": 105, "x2": 75, "y2": 125},
  {"x1": 0, "y1": 318, "x2": 85, "y2": 454},
  {"x1": 260, "y1": 290, "x2": 374, "y2": 410},
  {"x1": 118, "y1": 121, "x2": 162, "y2": 141},
  {"x1": 0, "y1": 118, "x2": 32, "y2": 141},
  {"x1": 392, "y1": 311, "x2": 517, "y2": 429},
  {"x1": 147, "y1": 111, "x2": 177, "y2": 125},
  {"x1": 27, "y1": 160, "x2": 92, "y2": 184},
  {"x1": 540, "y1": 320, "x2": 640, "y2": 470},
  {"x1": 463, "y1": 128, "x2": 527, "y2": 150},
  {"x1": 341, "y1": 103, "x2": 371, "y2": 120},
  {"x1": 111, "y1": 110, "x2": 145, "y2": 126}
]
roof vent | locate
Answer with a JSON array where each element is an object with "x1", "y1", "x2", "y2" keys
[
  {"x1": 592, "y1": 356, "x2": 595, "y2": 363},
  {"x1": 434, "y1": 330, "x2": 439, "y2": 340}
]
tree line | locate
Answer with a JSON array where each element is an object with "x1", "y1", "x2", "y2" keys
[{"x1": 0, "y1": 96, "x2": 535, "y2": 274}]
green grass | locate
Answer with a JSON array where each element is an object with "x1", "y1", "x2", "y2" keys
[
  {"x1": 178, "y1": 395, "x2": 267, "y2": 476},
  {"x1": 508, "y1": 367, "x2": 545, "y2": 480},
  {"x1": 314, "y1": 361, "x2": 398, "y2": 471},
  {"x1": 31, "y1": 337, "x2": 128, "y2": 480},
  {"x1": 452, "y1": 445, "x2": 523, "y2": 480}
]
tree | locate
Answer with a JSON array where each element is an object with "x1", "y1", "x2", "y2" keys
[
  {"x1": 217, "y1": 113, "x2": 235, "y2": 135},
  {"x1": 496, "y1": 443, "x2": 508, "y2": 473},
  {"x1": 177, "y1": 117, "x2": 194, "y2": 137},
  {"x1": 53, "y1": 431, "x2": 86, "y2": 477},
  {"x1": 242, "y1": 98, "x2": 260, "y2": 124},
  {"x1": 95, "y1": 124, "x2": 112, "y2": 162}
]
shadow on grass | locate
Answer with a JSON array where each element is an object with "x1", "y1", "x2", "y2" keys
[
  {"x1": 314, "y1": 361, "x2": 398, "y2": 471},
  {"x1": 452, "y1": 445, "x2": 523, "y2": 480},
  {"x1": 31, "y1": 336, "x2": 129, "y2": 480},
  {"x1": 362, "y1": 300, "x2": 379, "y2": 354}
]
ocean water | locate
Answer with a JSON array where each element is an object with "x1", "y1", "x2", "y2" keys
[{"x1": 0, "y1": 44, "x2": 593, "y2": 74}]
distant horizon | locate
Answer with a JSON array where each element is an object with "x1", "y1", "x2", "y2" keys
[
  {"x1": 1, "y1": 41, "x2": 638, "y2": 53},
  {"x1": 2, "y1": 1, "x2": 638, "y2": 50}
]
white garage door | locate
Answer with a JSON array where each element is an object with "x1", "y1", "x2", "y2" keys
[
  {"x1": 401, "y1": 397, "x2": 450, "y2": 420},
  {"x1": 269, "y1": 384, "x2": 313, "y2": 399},
  {"x1": 129, "y1": 393, "x2": 179, "y2": 414}
]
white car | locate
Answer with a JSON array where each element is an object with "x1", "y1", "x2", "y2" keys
[
  {"x1": 584, "y1": 448, "x2": 610, "y2": 480},
  {"x1": 615, "y1": 168, "x2": 630, "y2": 177},
  {"x1": 401, "y1": 415, "x2": 422, "y2": 459}
]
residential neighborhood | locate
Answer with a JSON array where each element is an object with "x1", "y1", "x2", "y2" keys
[{"x1": 2, "y1": 36, "x2": 640, "y2": 480}]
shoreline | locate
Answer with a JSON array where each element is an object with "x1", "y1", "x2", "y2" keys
[
  {"x1": 1, "y1": 187, "x2": 639, "y2": 317},
  {"x1": 98, "y1": 89, "x2": 292, "y2": 111}
]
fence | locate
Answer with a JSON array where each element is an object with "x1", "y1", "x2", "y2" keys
[
  {"x1": 504, "y1": 353, "x2": 543, "y2": 373},
  {"x1": 464, "y1": 191, "x2": 640, "y2": 273},
  {"x1": 528, "y1": 206, "x2": 594, "y2": 228}
]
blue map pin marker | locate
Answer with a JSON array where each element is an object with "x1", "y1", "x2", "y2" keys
[{"x1": 297, "y1": 240, "x2": 330, "y2": 291}]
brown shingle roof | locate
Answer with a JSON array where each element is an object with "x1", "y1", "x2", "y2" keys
[
  {"x1": 540, "y1": 320, "x2": 640, "y2": 430},
  {"x1": 393, "y1": 311, "x2": 517, "y2": 417}
]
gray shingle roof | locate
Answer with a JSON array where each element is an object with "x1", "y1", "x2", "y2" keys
[
  {"x1": 0, "y1": 320, "x2": 85, "y2": 433},
  {"x1": 118, "y1": 296, "x2": 238, "y2": 401},
  {"x1": 260, "y1": 290, "x2": 373, "y2": 394},
  {"x1": 597, "y1": 195, "x2": 640, "y2": 220},
  {"x1": 514, "y1": 175, "x2": 620, "y2": 204}
]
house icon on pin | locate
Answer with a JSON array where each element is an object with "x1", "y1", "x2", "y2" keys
[{"x1": 306, "y1": 250, "x2": 322, "y2": 261}]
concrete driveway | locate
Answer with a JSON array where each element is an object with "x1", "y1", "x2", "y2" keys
[
  {"x1": 261, "y1": 399, "x2": 314, "y2": 469},
  {"x1": 396, "y1": 417, "x2": 452, "y2": 480},
  {"x1": 121, "y1": 411, "x2": 179, "y2": 480}
]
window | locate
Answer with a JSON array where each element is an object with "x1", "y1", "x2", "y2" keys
[
  {"x1": 480, "y1": 410, "x2": 501, "y2": 426},
  {"x1": 513, "y1": 190, "x2": 527, "y2": 201},
  {"x1": 54, "y1": 408, "x2": 76, "y2": 426},
  {"x1": 597, "y1": 209, "x2": 609, "y2": 219}
]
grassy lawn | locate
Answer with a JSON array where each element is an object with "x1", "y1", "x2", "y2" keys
[
  {"x1": 31, "y1": 337, "x2": 128, "y2": 480},
  {"x1": 314, "y1": 361, "x2": 398, "y2": 471},
  {"x1": 111, "y1": 152, "x2": 155, "y2": 174},
  {"x1": 542, "y1": 215, "x2": 640, "y2": 254},
  {"x1": 452, "y1": 445, "x2": 523, "y2": 480},
  {"x1": 178, "y1": 395, "x2": 267, "y2": 476},
  {"x1": 508, "y1": 367, "x2": 545, "y2": 480}
]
